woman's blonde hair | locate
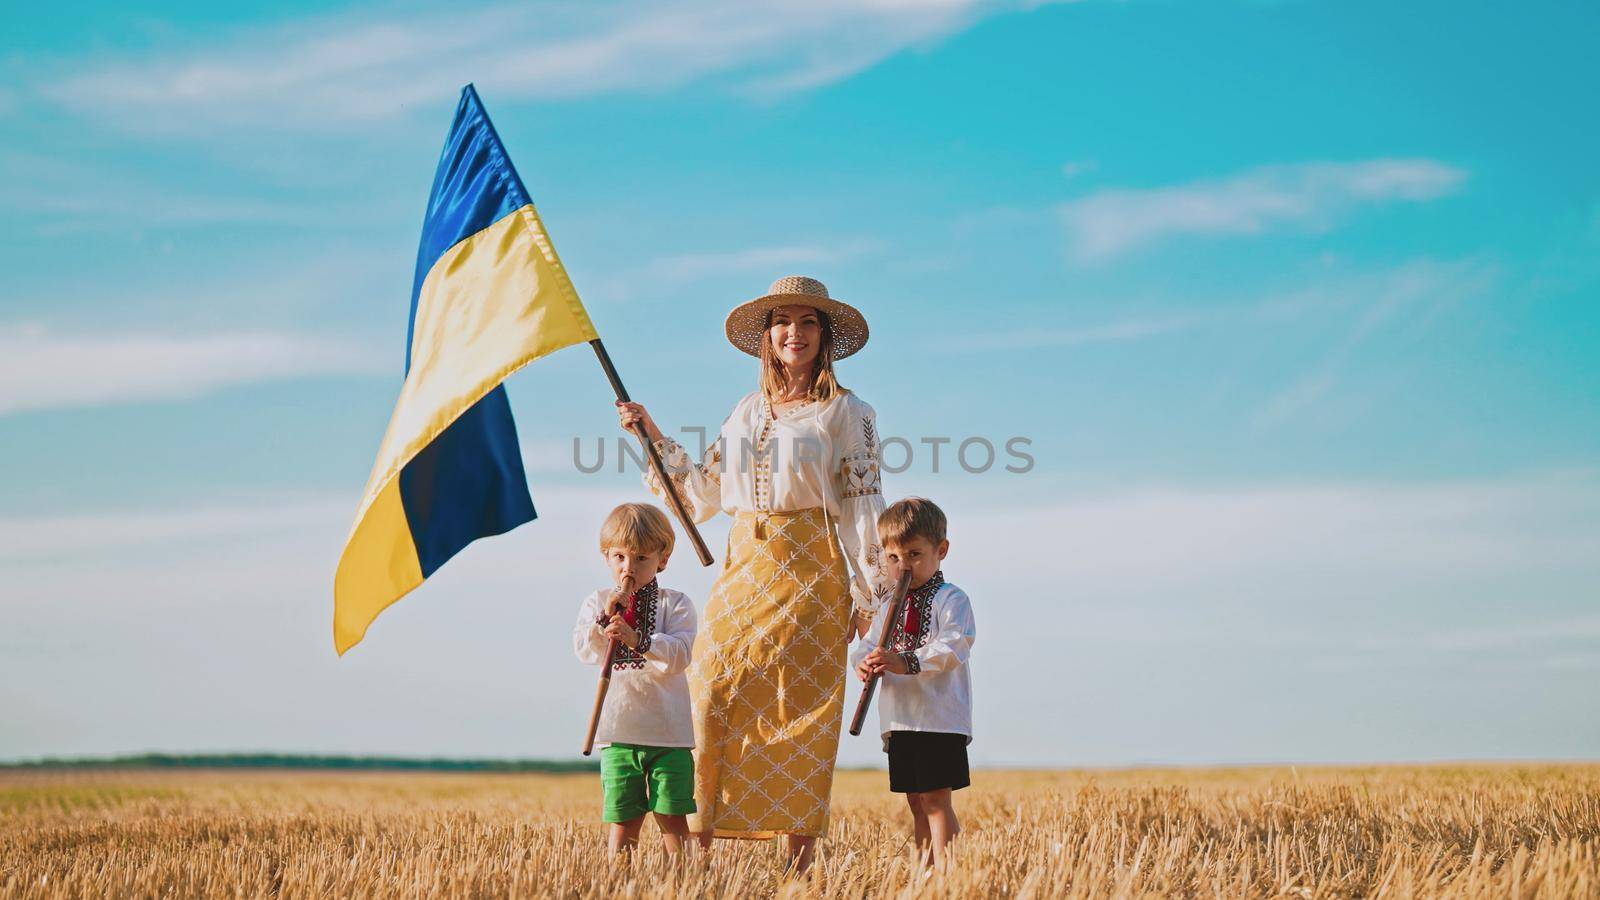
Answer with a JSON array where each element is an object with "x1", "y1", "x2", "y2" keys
[
  {"x1": 598, "y1": 502, "x2": 675, "y2": 557},
  {"x1": 758, "y1": 306, "x2": 846, "y2": 403}
]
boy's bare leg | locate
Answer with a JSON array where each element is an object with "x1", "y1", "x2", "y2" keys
[
  {"x1": 783, "y1": 834, "x2": 817, "y2": 875},
  {"x1": 691, "y1": 830, "x2": 713, "y2": 850},
  {"x1": 905, "y1": 793, "x2": 932, "y2": 860},
  {"x1": 653, "y1": 813, "x2": 690, "y2": 856},
  {"x1": 608, "y1": 815, "x2": 647, "y2": 855},
  {"x1": 921, "y1": 788, "x2": 960, "y2": 866}
]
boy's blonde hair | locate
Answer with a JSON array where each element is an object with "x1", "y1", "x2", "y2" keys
[
  {"x1": 598, "y1": 502, "x2": 676, "y2": 556},
  {"x1": 758, "y1": 307, "x2": 845, "y2": 404},
  {"x1": 877, "y1": 497, "x2": 947, "y2": 547}
]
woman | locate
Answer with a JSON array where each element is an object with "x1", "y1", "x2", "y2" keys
[{"x1": 616, "y1": 275, "x2": 891, "y2": 872}]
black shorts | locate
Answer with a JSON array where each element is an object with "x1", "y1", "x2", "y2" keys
[{"x1": 886, "y1": 730, "x2": 970, "y2": 794}]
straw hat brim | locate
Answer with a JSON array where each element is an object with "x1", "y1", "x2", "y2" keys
[{"x1": 724, "y1": 293, "x2": 869, "y2": 360}]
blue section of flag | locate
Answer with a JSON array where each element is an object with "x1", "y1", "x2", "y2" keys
[
  {"x1": 400, "y1": 386, "x2": 535, "y2": 577},
  {"x1": 398, "y1": 84, "x2": 539, "y2": 577},
  {"x1": 406, "y1": 84, "x2": 532, "y2": 372}
]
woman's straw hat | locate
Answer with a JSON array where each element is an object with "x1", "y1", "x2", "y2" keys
[{"x1": 724, "y1": 275, "x2": 869, "y2": 359}]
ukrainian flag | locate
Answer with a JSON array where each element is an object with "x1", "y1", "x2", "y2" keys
[{"x1": 334, "y1": 85, "x2": 598, "y2": 654}]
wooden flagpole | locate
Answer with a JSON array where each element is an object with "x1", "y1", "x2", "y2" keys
[{"x1": 589, "y1": 338, "x2": 714, "y2": 567}]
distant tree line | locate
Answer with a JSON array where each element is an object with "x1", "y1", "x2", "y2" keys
[{"x1": 0, "y1": 753, "x2": 600, "y2": 772}]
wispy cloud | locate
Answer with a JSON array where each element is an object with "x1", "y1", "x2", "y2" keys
[
  {"x1": 0, "y1": 151, "x2": 398, "y2": 234},
  {"x1": 40, "y1": 1, "x2": 1068, "y2": 131},
  {"x1": 1059, "y1": 159, "x2": 1467, "y2": 261},
  {"x1": 6, "y1": 470, "x2": 1598, "y2": 761},
  {"x1": 0, "y1": 498, "x2": 352, "y2": 565},
  {"x1": 950, "y1": 256, "x2": 1493, "y2": 356},
  {"x1": 956, "y1": 312, "x2": 1210, "y2": 351},
  {"x1": 1060, "y1": 159, "x2": 1098, "y2": 180},
  {"x1": 643, "y1": 240, "x2": 882, "y2": 282},
  {"x1": 1355, "y1": 616, "x2": 1600, "y2": 654},
  {"x1": 1252, "y1": 257, "x2": 1498, "y2": 424},
  {"x1": 955, "y1": 469, "x2": 1600, "y2": 581},
  {"x1": 0, "y1": 323, "x2": 387, "y2": 416},
  {"x1": 585, "y1": 238, "x2": 884, "y2": 302}
]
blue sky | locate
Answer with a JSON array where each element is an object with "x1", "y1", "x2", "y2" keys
[{"x1": 3, "y1": 1, "x2": 1598, "y2": 765}]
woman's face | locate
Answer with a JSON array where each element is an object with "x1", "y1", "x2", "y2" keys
[{"x1": 768, "y1": 305, "x2": 823, "y2": 374}]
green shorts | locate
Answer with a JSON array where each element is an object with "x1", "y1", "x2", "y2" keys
[{"x1": 600, "y1": 743, "x2": 696, "y2": 823}]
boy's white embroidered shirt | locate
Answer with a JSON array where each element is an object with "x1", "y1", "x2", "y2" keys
[
  {"x1": 572, "y1": 585, "x2": 697, "y2": 748},
  {"x1": 850, "y1": 581, "x2": 976, "y2": 743},
  {"x1": 641, "y1": 389, "x2": 891, "y2": 614}
]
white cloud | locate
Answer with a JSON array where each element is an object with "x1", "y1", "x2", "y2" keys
[
  {"x1": 1252, "y1": 369, "x2": 1338, "y2": 423},
  {"x1": 1059, "y1": 159, "x2": 1467, "y2": 261},
  {"x1": 959, "y1": 471, "x2": 1600, "y2": 580},
  {"x1": 582, "y1": 238, "x2": 884, "y2": 303},
  {"x1": 0, "y1": 482, "x2": 666, "y2": 760},
  {"x1": 956, "y1": 312, "x2": 1209, "y2": 351},
  {"x1": 0, "y1": 323, "x2": 387, "y2": 416},
  {"x1": 1061, "y1": 159, "x2": 1098, "y2": 180},
  {"x1": 41, "y1": 1, "x2": 1068, "y2": 131},
  {"x1": 0, "y1": 151, "x2": 388, "y2": 233},
  {"x1": 644, "y1": 242, "x2": 878, "y2": 282},
  {"x1": 0, "y1": 498, "x2": 353, "y2": 565},
  {"x1": 951, "y1": 256, "x2": 1494, "y2": 357},
  {"x1": 1250, "y1": 257, "x2": 1498, "y2": 424},
  {"x1": 1355, "y1": 616, "x2": 1600, "y2": 654},
  {"x1": 5, "y1": 470, "x2": 1599, "y2": 763}
]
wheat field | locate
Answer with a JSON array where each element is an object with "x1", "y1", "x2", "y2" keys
[{"x1": 3, "y1": 764, "x2": 1598, "y2": 898}]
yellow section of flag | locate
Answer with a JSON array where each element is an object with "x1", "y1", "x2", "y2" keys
[{"x1": 334, "y1": 203, "x2": 599, "y2": 654}]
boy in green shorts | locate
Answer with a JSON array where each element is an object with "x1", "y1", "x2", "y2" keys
[{"x1": 572, "y1": 502, "x2": 699, "y2": 855}]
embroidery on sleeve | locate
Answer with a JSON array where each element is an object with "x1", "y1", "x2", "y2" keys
[
  {"x1": 841, "y1": 414, "x2": 882, "y2": 498},
  {"x1": 871, "y1": 579, "x2": 893, "y2": 606},
  {"x1": 653, "y1": 438, "x2": 692, "y2": 493},
  {"x1": 841, "y1": 456, "x2": 882, "y2": 498},
  {"x1": 865, "y1": 542, "x2": 892, "y2": 605}
]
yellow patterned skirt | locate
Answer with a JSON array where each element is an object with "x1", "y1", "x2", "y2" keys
[{"x1": 687, "y1": 506, "x2": 853, "y2": 839}]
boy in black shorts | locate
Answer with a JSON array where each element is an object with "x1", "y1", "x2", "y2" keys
[{"x1": 851, "y1": 497, "x2": 976, "y2": 866}]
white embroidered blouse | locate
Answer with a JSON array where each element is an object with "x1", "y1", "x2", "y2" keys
[{"x1": 641, "y1": 389, "x2": 891, "y2": 614}]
